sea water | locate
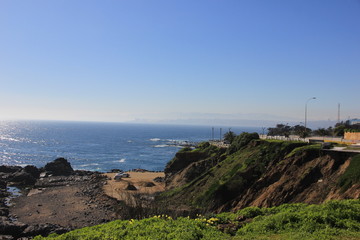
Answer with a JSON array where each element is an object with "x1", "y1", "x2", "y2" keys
[{"x1": 0, "y1": 121, "x2": 259, "y2": 172}]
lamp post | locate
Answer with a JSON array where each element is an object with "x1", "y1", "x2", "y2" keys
[{"x1": 304, "y1": 97, "x2": 316, "y2": 136}]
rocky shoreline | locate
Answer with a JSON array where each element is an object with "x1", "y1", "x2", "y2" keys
[{"x1": 0, "y1": 158, "x2": 122, "y2": 239}]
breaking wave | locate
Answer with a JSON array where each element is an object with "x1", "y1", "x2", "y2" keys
[{"x1": 149, "y1": 138, "x2": 161, "y2": 142}]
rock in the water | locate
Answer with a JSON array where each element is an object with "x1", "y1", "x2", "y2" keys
[{"x1": 44, "y1": 158, "x2": 74, "y2": 176}]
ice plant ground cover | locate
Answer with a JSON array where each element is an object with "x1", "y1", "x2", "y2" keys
[{"x1": 34, "y1": 199, "x2": 360, "y2": 240}]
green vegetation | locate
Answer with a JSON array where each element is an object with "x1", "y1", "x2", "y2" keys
[
  {"x1": 338, "y1": 154, "x2": 360, "y2": 192},
  {"x1": 34, "y1": 200, "x2": 360, "y2": 240},
  {"x1": 194, "y1": 139, "x2": 309, "y2": 208},
  {"x1": 285, "y1": 144, "x2": 322, "y2": 158},
  {"x1": 227, "y1": 132, "x2": 259, "y2": 154},
  {"x1": 223, "y1": 131, "x2": 236, "y2": 144},
  {"x1": 345, "y1": 129, "x2": 360, "y2": 133},
  {"x1": 161, "y1": 136, "x2": 309, "y2": 210}
]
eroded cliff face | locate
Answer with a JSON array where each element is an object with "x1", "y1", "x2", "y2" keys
[
  {"x1": 163, "y1": 139, "x2": 360, "y2": 213},
  {"x1": 164, "y1": 143, "x2": 226, "y2": 189},
  {"x1": 228, "y1": 150, "x2": 359, "y2": 212}
]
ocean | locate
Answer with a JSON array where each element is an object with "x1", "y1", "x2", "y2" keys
[{"x1": 0, "y1": 121, "x2": 259, "y2": 172}]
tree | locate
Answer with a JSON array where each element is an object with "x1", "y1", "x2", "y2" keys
[
  {"x1": 292, "y1": 125, "x2": 306, "y2": 136},
  {"x1": 267, "y1": 124, "x2": 291, "y2": 137},
  {"x1": 227, "y1": 132, "x2": 259, "y2": 154},
  {"x1": 223, "y1": 131, "x2": 236, "y2": 144},
  {"x1": 313, "y1": 128, "x2": 330, "y2": 136}
]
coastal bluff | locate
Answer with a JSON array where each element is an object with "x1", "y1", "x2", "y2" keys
[{"x1": 161, "y1": 133, "x2": 360, "y2": 213}]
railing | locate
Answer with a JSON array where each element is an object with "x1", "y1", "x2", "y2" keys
[{"x1": 259, "y1": 135, "x2": 359, "y2": 144}]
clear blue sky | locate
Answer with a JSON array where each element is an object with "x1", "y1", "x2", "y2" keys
[{"x1": 0, "y1": 0, "x2": 359, "y2": 126}]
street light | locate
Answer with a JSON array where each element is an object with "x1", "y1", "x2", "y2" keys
[{"x1": 304, "y1": 97, "x2": 316, "y2": 135}]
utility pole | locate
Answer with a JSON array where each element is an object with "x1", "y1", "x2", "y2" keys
[
  {"x1": 338, "y1": 103, "x2": 340, "y2": 124},
  {"x1": 212, "y1": 127, "x2": 214, "y2": 141},
  {"x1": 220, "y1": 128, "x2": 222, "y2": 141}
]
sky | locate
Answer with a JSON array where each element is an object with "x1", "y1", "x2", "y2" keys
[{"x1": 0, "y1": 0, "x2": 359, "y2": 127}]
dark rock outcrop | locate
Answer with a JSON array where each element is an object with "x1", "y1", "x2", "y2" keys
[
  {"x1": 44, "y1": 158, "x2": 74, "y2": 176},
  {"x1": 0, "y1": 180, "x2": 6, "y2": 189},
  {"x1": 0, "y1": 216, "x2": 28, "y2": 238},
  {"x1": 0, "y1": 166, "x2": 22, "y2": 174},
  {"x1": 9, "y1": 171, "x2": 36, "y2": 186},
  {"x1": 0, "y1": 165, "x2": 40, "y2": 186},
  {"x1": 22, "y1": 223, "x2": 70, "y2": 237},
  {"x1": 24, "y1": 165, "x2": 40, "y2": 179},
  {"x1": 0, "y1": 159, "x2": 80, "y2": 239}
]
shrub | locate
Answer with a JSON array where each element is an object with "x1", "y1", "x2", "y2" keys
[{"x1": 227, "y1": 132, "x2": 260, "y2": 154}]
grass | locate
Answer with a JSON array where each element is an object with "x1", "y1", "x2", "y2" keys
[
  {"x1": 285, "y1": 144, "x2": 321, "y2": 158},
  {"x1": 34, "y1": 200, "x2": 360, "y2": 240},
  {"x1": 338, "y1": 154, "x2": 360, "y2": 192}
]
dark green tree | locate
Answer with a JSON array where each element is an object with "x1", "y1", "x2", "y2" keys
[
  {"x1": 267, "y1": 124, "x2": 291, "y2": 137},
  {"x1": 292, "y1": 125, "x2": 307, "y2": 136},
  {"x1": 223, "y1": 131, "x2": 236, "y2": 144},
  {"x1": 227, "y1": 132, "x2": 259, "y2": 154},
  {"x1": 313, "y1": 128, "x2": 330, "y2": 136}
]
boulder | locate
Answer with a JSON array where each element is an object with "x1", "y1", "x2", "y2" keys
[
  {"x1": 125, "y1": 184, "x2": 137, "y2": 191},
  {"x1": 23, "y1": 165, "x2": 40, "y2": 179},
  {"x1": 153, "y1": 177, "x2": 164, "y2": 183},
  {"x1": 9, "y1": 171, "x2": 36, "y2": 186},
  {"x1": 141, "y1": 182, "x2": 155, "y2": 187},
  {"x1": 44, "y1": 158, "x2": 74, "y2": 176}
]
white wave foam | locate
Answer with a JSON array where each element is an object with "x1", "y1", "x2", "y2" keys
[
  {"x1": 154, "y1": 145, "x2": 168, "y2": 148},
  {"x1": 0, "y1": 136, "x2": 21, "y2": 142},
  {"x1": 118, "y1": 158, "x2": 126, "y2": 163},
  {"x1": 79, "y1": 163, "x2": 100, "y2": 167},
  {"x1": 149, "y1": 138, "x2": 161, "y2": 142}
]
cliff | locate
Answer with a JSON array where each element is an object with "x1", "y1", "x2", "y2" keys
[{"x1": 162, "y1": 133, "x2": 360, "y2": 213}]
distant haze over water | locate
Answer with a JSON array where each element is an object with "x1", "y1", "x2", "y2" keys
[{"x1": 0, "y1": 121, "x2": 259, "y2": 172}]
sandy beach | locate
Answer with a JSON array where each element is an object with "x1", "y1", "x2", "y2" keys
[{"x1": 103, "y1": 171, "x2": 165, "y2": 206}]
